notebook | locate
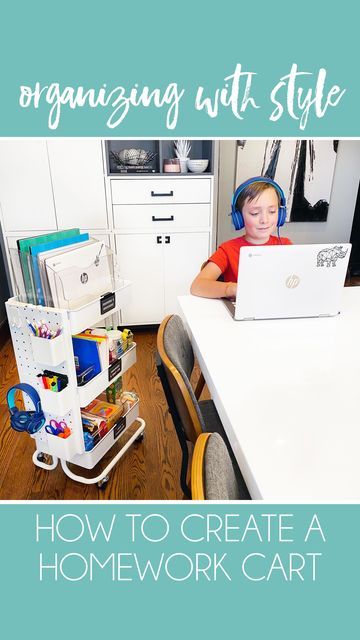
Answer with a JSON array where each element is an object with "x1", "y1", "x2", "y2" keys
[{"x1": 224, "y1": 243, "x2": 351, "y2": 320}]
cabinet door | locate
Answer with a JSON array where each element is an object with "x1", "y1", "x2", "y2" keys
[
  {"x1": 115, "y1": 233, "x2": 164, "y2": 324},
  {"x1": 0, "y1": 140, "x2": 56, "y2": 232},
  {"x1": 47, "y1": 140, "x2": 107, "y2": 230},
  {"x1": 164, "y1": 232, "x2": 210, "y2": 315}
]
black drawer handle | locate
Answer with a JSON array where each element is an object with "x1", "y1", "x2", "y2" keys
[
  {"x1": 152, "y1": 215, "x2": 174, "y2": 222},
  {"x1": 151, "y1": 190, "x2": 174, "y2": 197},
  {"x1": 165, "y1": 236, "x2": 170, "y2": 244},
  {"x1": 156, "y1": 235, "x2": 162, "y2": 244}
]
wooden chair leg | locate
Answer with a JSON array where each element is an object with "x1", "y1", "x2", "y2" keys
[{"x1": 194, "y1": 372, "x2": 205, "y2": 400}]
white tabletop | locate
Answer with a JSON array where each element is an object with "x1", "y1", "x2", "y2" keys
[{"x1": 179, "y1": 288, "x2": 360, "y2": 501}]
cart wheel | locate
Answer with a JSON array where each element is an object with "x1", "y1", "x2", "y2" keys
[
  {"x1": 36, "y1": 452, "x2": 46, "y2": 463},
  {"x1": 97, "y1": 475, "x2": 109, "y2": 489},
  {"x1": 135, "y1": 432, "x2": 145, "y2": 443}
]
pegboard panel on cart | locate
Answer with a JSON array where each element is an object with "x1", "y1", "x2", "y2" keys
[{"x1": 6, "y1": 298, "x2": 85, "y2": 457}]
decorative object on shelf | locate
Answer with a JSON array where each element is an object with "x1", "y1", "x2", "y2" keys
[
  {"x1": 187, "y1": 159, "x2": 209, "y2": 173},
  {"x1": 110, "y1": 148, "x2": 157, "y2": 173},
  {"x1": 174, "y1": 139, "x2": 191, "y2": 173},
  {"x1": 163, "y1": 158, "x2": 181, "y2": 173}
]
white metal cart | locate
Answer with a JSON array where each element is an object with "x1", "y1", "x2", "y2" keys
[{"x1": 6, "y1": 247, "x2": 145, "y2": 488}]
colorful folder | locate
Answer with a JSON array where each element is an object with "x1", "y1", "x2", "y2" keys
[{"x1": 17, "y1": 229, "x2": 80, "y2": 304}]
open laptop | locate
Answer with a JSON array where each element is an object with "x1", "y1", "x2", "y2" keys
[{"x1": 224, "y1": 243, "x2": 351, "y2": 320}]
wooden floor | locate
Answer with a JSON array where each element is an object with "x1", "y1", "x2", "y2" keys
[{"x1": 0, "y1": 326, "x2": 194, "y2": 500}]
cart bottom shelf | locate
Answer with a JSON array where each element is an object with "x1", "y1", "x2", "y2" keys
[
  {"x1": 34, "y1": 400, "x2": 140, "y2": 470},
  {"x1": 71, "y1": 401, "x2": 140, "y2": 469},
  {"x1": 60, "y1": 417, "x2": 145, "y2": 485}
]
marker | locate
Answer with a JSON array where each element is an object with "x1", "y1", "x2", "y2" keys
[{"x1": 28, "y1": 322, "x2": 36, "y2": 335}]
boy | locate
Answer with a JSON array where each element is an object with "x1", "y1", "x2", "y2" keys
[{"x1": 190, "y1": 177, "x2": 292, "y2": 299}]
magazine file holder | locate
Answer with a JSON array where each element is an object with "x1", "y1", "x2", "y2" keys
[
  {"x1": 45, "y1": 247, "x2": 124, "y2": 310},
  {"x1": 9, "y1": 245, "x2": 125, "y2": 310}
]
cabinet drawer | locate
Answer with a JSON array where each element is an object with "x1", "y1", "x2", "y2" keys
[
  {"x1": 111, "y1": 178, "x2": 211, "y2": 205},
  {"x1": 113, "y1": 203, "x2": 211, "y2": 230}
]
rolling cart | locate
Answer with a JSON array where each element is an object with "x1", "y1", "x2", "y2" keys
[{"x1": 5, "y1": 246, "x2": 145, "y2": 488}]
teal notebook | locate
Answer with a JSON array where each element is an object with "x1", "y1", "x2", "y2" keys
[{"x1": 17, "y1": 229, "x2": 80, "y2": 304}]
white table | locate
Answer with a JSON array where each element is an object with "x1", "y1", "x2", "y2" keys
[{"x1": 179, "y1": 289, "x2": 360, "y2": 501}]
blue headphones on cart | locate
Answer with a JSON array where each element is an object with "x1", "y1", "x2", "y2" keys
[
  {"x1": 231, "y1": 176, "x2": 287, "y2": 231},
  {"x1": 7, "y1": 383, "x2": 46, "y2": 434}
]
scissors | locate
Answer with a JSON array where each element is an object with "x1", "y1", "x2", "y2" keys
[{"x1": 45, "y1": 419, "x2": 68, "y2": 436}]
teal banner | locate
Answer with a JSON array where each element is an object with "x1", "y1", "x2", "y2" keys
[
  {"x1": 0, "y1": 0, "x2": 359, "y2": 136},
  {"x1": 1, "y1": 504, "x2": 359, "y2": 638}
]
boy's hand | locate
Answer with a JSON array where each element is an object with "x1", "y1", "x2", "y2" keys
[{"x1": 224, "y1": 283, "x2": 237, "y2": 299}]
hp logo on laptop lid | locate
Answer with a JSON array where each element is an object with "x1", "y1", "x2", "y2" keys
[{"x1": 286, "y1": 274, "x2": 300, "y2": 289}]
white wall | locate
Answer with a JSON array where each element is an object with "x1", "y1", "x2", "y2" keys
[{"x1": 217, "y1": 140, "x2": 360, "y2": 246}]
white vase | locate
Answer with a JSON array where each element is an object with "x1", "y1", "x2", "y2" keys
[{"x1": 179, "y1": 158, "x2": 188, "y2": 173}]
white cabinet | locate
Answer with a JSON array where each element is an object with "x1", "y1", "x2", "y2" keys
[
  {"x1": 115, "y1": 231, "x2": 210, "y2": 324},
  {"x1": 0, "y1": 140, "x2": 57, "y2": 232},
  {"x1": 47, "y1": 140, "x2": 107, "y2": 229},
  {"x1": 163, "y1": 232, "x2": 209, "y2": 315},
  {"x1": 110, "y1": 157, "x2": 216, "y2": 324},
  {"x1": 115, "y1": 233, "x2": 165, "y2": 324},
  {"x1": 0, "y1": 140, "x2": 107, "y2": 233}
]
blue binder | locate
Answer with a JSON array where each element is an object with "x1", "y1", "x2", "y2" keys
[{"x1": 72, "y1": 336, "x2": 101, "y2": 384}]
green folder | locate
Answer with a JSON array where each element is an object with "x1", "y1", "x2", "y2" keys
[{"x1": 17, "y1": 228, "x2": 80, "y2": 304}]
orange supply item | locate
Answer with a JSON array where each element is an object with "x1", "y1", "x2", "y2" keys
[{"x1": 82, "y1": 398, "x2": 124, "y2": 429}]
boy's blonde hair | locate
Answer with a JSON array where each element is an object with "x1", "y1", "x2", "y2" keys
[{"x1": 236, "y1": 181, "x2": 280, "y2": 211}]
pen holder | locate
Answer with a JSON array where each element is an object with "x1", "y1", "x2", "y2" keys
[
  {"x1": 39, "y1": 385, "x2": 72, "y2": 414},
  {"x1": 30, "y1": 334, "x2": 65, "y2": 366},
  {"x1": 45, "y1": 431, "x2": 76, "y2": 460}
]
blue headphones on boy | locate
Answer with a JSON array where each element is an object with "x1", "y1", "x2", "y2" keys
[
  {"x1": 231, "y1": 176, "x2": 287, "y2": 231},
  {"x1": 7, "y1": 383, "x2": 45, "y2": 434}
]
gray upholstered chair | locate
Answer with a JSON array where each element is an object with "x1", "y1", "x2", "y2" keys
[
  {"x1": 156, "y1": 314, "x2": 249, "y2": 499},
  {"x1": 191, "y1": 432, "x2": 244, "y2": 500}
]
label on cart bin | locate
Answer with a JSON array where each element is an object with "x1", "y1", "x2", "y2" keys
[
  {"x1": 113, "y1": 416, "x2": 126, "y2": 440},
  {"x1": 100, "y1": 292, "x2": 115, "y2": 315},
  {"x1": 108, "y1": 358, "x2": 122, "y2": 381}
]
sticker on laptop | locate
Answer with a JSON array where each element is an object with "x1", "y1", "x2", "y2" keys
[{"x1": 317, "y1": 246, "x2": 348, "y2": 267}]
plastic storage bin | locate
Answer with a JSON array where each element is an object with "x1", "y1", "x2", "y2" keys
[
  {"x1": 30, "y1": 334, "x2": 65, "y2": 365},
  {"x1": 39, "y1": 385, "x2": 72, "y2": 414}
]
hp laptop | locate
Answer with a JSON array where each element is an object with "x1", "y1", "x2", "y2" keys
[{"x1": 224, "y1": 243, "x2": 351, "y2": 320}]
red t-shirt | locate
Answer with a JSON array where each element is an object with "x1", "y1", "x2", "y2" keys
[{"x1": 209, "y1": 235, "x2": 292, "y2": 282}]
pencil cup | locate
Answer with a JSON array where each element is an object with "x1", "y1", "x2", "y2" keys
[
  {"x1": 31, "y1": 334, "x2": 65, "y2": 366},
  {"x1": 45, "y1": 432, "x2": 76, "y2": 460},
  {"x1": 39, "y1": 385, "x2": 72, "y2": 414}
]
